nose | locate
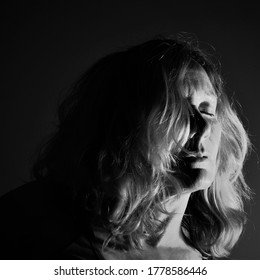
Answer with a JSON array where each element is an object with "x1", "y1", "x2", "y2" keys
[{"x1": 189, "y1": 110, "x2": 211, "y2": 142}]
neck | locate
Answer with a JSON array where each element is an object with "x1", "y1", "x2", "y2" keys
[{"x1": 156, "y1": 192, "x2": 191, "y2": 248}]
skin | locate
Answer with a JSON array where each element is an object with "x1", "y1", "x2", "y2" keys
[
  {"x1": 157, "y1": 76, "x2": 222, "y2": 257},
  {"x1": 183, "y1": 86, "x2": 222, "y2": 192},
  {"x1": 174, "y1": 69, "x2": 222, "y2": 193},
  {"x1": 105, "y1": 73, "x2": 223, "y2": 259}
]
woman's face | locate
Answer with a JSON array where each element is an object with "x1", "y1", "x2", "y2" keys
[{"x1": 180, "y1": 75, "x2": 222, "y2": 192}]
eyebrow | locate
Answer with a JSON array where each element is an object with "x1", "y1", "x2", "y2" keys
[
  {"x1": 187, "y1": 86, "x2": 217, "y2": 99},
  {"x1": 205, "y1": 84, "x2": 218, "y2": 99},
  {"x1": 200, "y1": 100, "x2": 217, "y2": 109},
  {"x1": 186, "y1": 90, "x2": 218, "y2": 108},
  {"x1": 201, "y1": 90, "x2": 217, "y2": 103}
]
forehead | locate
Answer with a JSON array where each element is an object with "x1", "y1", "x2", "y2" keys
[{"x1": 184, "y1": 69, "x2": 217, "y2": 102}]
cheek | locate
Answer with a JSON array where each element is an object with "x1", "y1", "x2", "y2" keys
[{"x1": 210, "y1": 122, "x2": 222, "y2": 156}]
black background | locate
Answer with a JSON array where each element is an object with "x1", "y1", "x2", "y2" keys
[{"x1": 2, "y1": 1, "x2": 260, "y2": 259}]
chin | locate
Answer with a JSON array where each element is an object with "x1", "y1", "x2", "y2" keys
[
  {"x1": 191, "y1": 168, "x2": 215, "y2": 191},
  {"x1": 175, "y1": 164, "x2": 216, "y2": 193},
  {"x1": 182, "y1": 168, "x2": 215, "y2": 193}
]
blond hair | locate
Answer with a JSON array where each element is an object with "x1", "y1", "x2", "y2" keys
[{"x1": 33, "y1": 36, "x2": 251, "y2": 259}]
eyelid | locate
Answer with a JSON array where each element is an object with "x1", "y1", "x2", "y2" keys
[
  {"x1": 189, "y1": 104, "x2": 216, "y2": 118},
  {"x1": 200, "y1": 110, "x2": 215, "y2": 117},
  {"x1": 199, "y1": 102, "x2": 216, "y2": 117}
]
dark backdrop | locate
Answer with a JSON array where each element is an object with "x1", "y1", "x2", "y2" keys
[{"x1": 2, "y1": 1, "x2": 259, "y2": 259}]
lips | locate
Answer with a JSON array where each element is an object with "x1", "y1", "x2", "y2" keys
[
  {"x1": 186, "y1": 155, "x2": 210, "y2": 171},
  {"x1": 184, "y1": 154, "x2": 209, "y2": 168},
  {"x1": 186, "y1": 153, "x2": 208, "y2": 160},
  {"x1": 193, "y1": 156, "x2": 208, "y2": 162}
]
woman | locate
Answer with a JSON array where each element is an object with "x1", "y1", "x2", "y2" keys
[{"x1": 0, "y1": 35, "x2": 251, "y2": 260}]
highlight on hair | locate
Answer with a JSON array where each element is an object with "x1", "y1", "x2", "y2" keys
[{"x1": 32, "y1": 35, "x2": 251, "y2": 259}]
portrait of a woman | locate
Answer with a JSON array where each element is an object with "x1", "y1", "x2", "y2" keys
[{"x1": 0, "y1": 36, "x2": 252, "y2": 260}]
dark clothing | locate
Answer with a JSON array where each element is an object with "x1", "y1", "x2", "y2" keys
[{"x1": 0, "y1": 178, "x2": 100, "y2": 259}]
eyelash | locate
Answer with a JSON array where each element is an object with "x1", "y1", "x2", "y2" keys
[{"x1": 200, "y1": 111, "x2": 215, "y2": 117}]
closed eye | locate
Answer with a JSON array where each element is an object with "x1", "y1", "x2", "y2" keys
[{"x1": 200, "y1": 111, "x2": 215, "y2": 117}]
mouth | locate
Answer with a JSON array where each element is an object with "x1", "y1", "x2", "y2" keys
[
  {"x1": 186, "y1": 153, "x2": 208, "y2": 160},
  {"x1": 177, "y1": 150, "x2": 210, "y2": 171},
  {"x1": 184, "y1": 154, "x2": 209, "y2": 165},
  {"x1": 194, "y1": 156, "x2": 208, "y2": 162}
]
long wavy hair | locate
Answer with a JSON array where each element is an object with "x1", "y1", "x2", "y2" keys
[{"x1": 32, "y1": 35, "x2": 251, "y2": 259}]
